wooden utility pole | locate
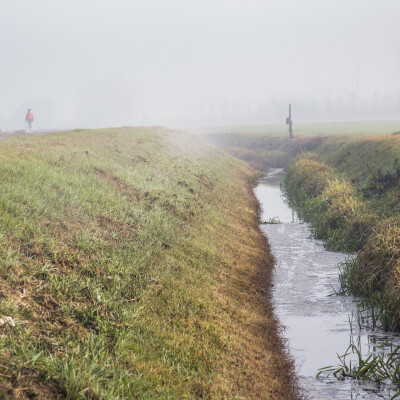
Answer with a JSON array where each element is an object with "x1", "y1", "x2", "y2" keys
[{"x1": 286, "y1": 104, "x2": 294, "y2": 138}]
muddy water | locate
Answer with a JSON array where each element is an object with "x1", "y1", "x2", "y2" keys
[{"x1": 255, "y1": 169, "x2": 400, "y2": 400}]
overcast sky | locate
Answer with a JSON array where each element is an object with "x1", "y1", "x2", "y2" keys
[{"x1": 1, "y1": 0, "x2": 400, "y2": 129}]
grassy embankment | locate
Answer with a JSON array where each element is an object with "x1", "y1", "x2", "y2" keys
[
  {"x1": 191, "y1": 120, "x2": 400, "y2": 169},
  {"x1": 0, "y1": 127, "x2": 297, "y2": 399},
  {"x1": 202, "y1": 128, "x2": 400, "y2": 330}
]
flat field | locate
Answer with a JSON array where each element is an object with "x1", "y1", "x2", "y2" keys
[
  {"x1": 0, "y1": 127, "x2": 296, "y2": 399},
  {"x1": 188, "y1": 119, "x2": 400, "y2": 137}
]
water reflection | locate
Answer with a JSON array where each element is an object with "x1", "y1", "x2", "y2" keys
[{"x1": 255, "y1": 169, "x2": 400, "y2": 399}]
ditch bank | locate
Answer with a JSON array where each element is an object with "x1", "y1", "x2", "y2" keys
[
  {"x1": 0, "y1": 127, "x2": 298, "y2": 399},
  {"x1": 256, "y1": 169, "x2": 400, "y2": 399},
  {"x1": 202, "y1": 130, "x2": 400, "y2": 395},
  {"x1": 206, "y1": 131, "x2": 400, "y2": 332},
  {"x1": 284, "y1": 149, "x2": 400, "y2": 332}
]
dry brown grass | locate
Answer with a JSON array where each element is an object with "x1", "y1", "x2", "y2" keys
[{"x1": 201, "y1": 168, "x2": 299, "y2": 399}]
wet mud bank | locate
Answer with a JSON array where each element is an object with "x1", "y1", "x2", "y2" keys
[{"x1": 255, "y1": 169, "x2": 400, "y2": 400}]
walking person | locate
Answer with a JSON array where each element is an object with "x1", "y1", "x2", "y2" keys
[{"x1": 25, "y1": 109, "x2": 34, "y2": 130}]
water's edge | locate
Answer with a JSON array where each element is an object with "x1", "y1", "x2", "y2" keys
[{"x1": 255, "y1": 169, "x2": 399, "y2": 400}]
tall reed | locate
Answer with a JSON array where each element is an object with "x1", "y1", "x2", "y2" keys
[
  {"x1": 284, "y1": 154, "x2": 374, "y2": 252},
  {"x1": 340, "y1": 219, "x2": 400, "y2": 330}
]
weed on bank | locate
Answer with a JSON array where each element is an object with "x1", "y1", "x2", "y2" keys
[{"x1": 284, "y1": 154, "x2": 374, "y2": 252}]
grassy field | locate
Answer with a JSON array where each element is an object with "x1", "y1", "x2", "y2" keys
[
  {"x1": 0, "y1": 127, "x2": 297, "y2": 399},
  {"x1": 188, "y1": 119, "x2": 400, "y2": 137}
]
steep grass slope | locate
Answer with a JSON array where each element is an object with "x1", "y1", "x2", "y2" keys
[{"x1": 0, "y1": 127, "x2": 296, "y2": 399}]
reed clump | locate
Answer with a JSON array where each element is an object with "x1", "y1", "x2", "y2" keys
[
  {"x1": 284, "y1": 153, "x2": 333, "y2": 200},
  {"x1": 318, "y1": 341, "x2": 400, "y2": 397},
  {"x1": 317, "y1": 180, "x2": 374, "y2": 251},
  {"x1": 284, "y1": 154, "x2": 373, "y2": 252},
  {"x1": 340, "y1": 218, "x2": 400, "y2": 330}
]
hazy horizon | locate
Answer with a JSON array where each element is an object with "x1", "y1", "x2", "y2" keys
[{"x1": 2, "y1": 0, "x2": 400, "y2": 130}]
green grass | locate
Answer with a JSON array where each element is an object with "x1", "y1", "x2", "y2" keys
[
  {"x1": 338, "y1": 219, "x2": 400, "y2": 331},
  {"x1": 0, "y1": 127, "x2": 296, "y2": 399},
  {"x1": 283, "y1": 154, "x2": 375, "y2": 252},
  {"x1": 199, "y1": 123, "x2": 400, "y2": 171},
  {"x1": 189, "y1": 119, "x2": 400, "y2": 137}
]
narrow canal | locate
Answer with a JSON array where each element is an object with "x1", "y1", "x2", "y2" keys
[{"x1": 255, "y1": 169, "x2": 399, "y2": 399}]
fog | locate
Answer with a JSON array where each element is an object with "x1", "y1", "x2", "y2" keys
[{"x1": 1, "y1": 0, "x2": 400, "y2": 130}]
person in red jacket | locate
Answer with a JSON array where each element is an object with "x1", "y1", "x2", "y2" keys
[{"x1": 25, "y1": 109, "x2": 34, "y2": 130}]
